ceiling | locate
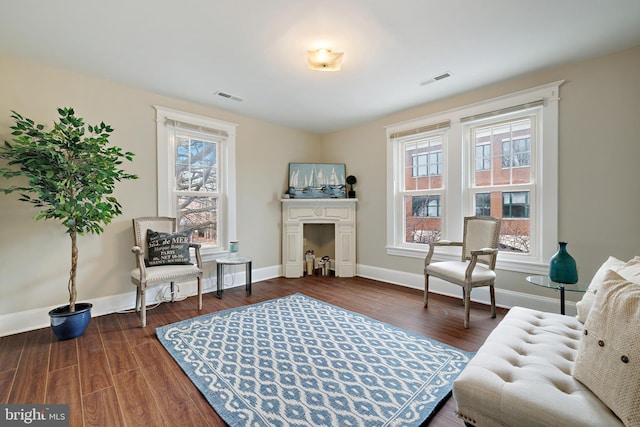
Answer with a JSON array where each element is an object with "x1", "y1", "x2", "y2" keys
[{"x1": 1, "y1": 1, "x2": 640, "y2": 134}]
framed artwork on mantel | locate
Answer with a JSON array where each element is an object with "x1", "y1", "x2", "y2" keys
[{"x1": 288, "y1": 162, "x2": 346, "y2": 198}]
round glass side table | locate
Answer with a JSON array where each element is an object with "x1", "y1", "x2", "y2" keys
[{"x1": 526, "y1": 275, "x2": 587, "y2": 315}]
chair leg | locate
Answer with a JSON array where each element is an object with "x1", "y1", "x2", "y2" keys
[
  {"x1": 461, "y1": 288, "x2": 466, "y2": 306},
  {"x1": 170, "y1": 282, "x2": 175, "y2": 302},
  {"x1": 464, "y1": 287, "x2": 472, "y2": 329},
  {"x1": 135, "y1": 286, "x2": 141, "y2": 312},
  {"x1": 424, "y1": 275, "x2": 430, "y2": 308},
  {"x1": 197, "y1": 276, "x2": 203, "y2": 310},
  {"x1": 490, "y1": 284, "x2": 496, "y2": 318},
  {"x1": 140, "y1": 287, "x2": 147, "y2": 328}
]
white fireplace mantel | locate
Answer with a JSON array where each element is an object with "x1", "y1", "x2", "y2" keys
[{"x1": 281, "y1": 198, "x2": 357, "y2": 278}]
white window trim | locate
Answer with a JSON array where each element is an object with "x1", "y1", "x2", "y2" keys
[
  {"x1": 154, "y1": 106, "x2": 238, "y2": 260},
  {"x1": 385, "y1": 81, "x2": 564, "y2": 274}
]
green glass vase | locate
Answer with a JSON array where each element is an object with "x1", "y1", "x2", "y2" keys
[{"x1": 549, "y1": 242, "x2": 578, "y2": 284}]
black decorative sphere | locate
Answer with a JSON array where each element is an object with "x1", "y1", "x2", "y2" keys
[{"x1": 346, "y1": 175, "x2": 357, "y2": 185}]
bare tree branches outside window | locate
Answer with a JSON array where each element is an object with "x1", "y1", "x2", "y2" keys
[{"x1": 175, "y1": 136, "x2": 218, "y2": 244}]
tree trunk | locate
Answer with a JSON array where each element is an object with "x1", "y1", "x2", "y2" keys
[{"x1": 69, "y1": 231, "x2": 78, "y2": 312}]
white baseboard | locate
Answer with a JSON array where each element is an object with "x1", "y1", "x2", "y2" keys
[
  {"x1": 356, "y1": 264, "x2": 574, "y2": 316},
  {"x1": 0, "y1": 264, "x2": 281, "y2": 338},
  {"x1": 0, "y1": 262, "x2": 572, "y2": 337}
]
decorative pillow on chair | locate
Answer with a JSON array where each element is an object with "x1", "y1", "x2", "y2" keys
[
  {"x1": 573, "y1": 269, "x2": 640, "y2": 426},
  {"x1": 576, "y1": 256, "x2": 640, "y2": 323},
  {"x1": 145, "y1": 229, "x2": 193, "y2": 266}
]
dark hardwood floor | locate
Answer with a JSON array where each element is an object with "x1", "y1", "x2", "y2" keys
[{"x1": 0, "y1": 276, "x2": 507, "y2": 426}]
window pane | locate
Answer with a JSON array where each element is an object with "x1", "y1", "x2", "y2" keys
[
  {"x1": 499, "y1": 191, "x2": 531, "y2": 253},
  {"x1": 177, "y1": 195, "x2": 217, "y2": 245},
  {"x1": 428, "y1": 152, "x2": 442, "y2": 175},
  {"x1": 503, "y1": 138, "x2": 531, "y2": 168},
  {"x1": 412, "y1": 154, "x2": 428, "y2": 177},
  {"x1": 176, "y1": 136, "x2": 217, "y2": 192},
  {"x1": 502, "y1": 191, "x2": 529, "y2": 218},
  {"x1": 404, "y1": 136, "x2": 443, "y2": 191},
  {"x1": 411, "y1": 195, "x2": 440, "y2": 217},
  {"x1": 475, "y1": 144, "x2": 491, "y2": 171},
  {"x1": 405, "y1": 195, "x2": 441, "y2": 244},
  {"x1": 475, "y1": 193, "x2": 491, "y2": 216},
  {"x1": 501, "y1": 141, "x2": 512, "y2": 168}
]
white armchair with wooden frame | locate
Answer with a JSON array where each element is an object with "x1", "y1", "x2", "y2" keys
[
  {"x1": 424, "y1": 216, "x2": 501, "y2": 328},
  {"x1": 130, "y1": 217, "x2": 203, "y2": 327}
]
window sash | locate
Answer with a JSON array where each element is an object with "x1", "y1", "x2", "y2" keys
[
  {"x1": 403, "y1": 133, "x2": 445, "y2": 191},
  {"x1": 175, "y1": 133, "x2": 219, "y2": 193},
  {"x1": 472, "y1": 115, "x2": 535, "y2": 187},
  {"x1": 402, "y1": 192, "x2": 444, "y2": 244},
  {"x1": 175, "y1": 194, "x2": 219, "y2": 244}
]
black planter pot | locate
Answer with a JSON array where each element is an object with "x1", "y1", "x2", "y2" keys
[{"x1": 48, "y1": 303, "x2": 93, "y2": 340}]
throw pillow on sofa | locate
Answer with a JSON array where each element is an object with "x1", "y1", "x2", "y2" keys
[
  {"x1": 145, "y1": 229, "x2": 193, "y2": 266},
  {"x1": 576, "y1": 256, "x2": 640, "y2": 323},
  {"x1": 573, "y1": 269, "x2": 640, "y2": 426}
]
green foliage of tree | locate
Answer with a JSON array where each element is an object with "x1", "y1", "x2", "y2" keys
[{"x1": 0, "y1": 108, "x2": 138, "y2": 311}]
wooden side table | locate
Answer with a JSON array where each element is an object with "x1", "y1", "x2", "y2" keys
[
  {"x1": 526, "y1": 275, "x2": 586, "y2": 315},
  {"x1": 216, "y1": 255, "x2": 252, "y2": 298}
]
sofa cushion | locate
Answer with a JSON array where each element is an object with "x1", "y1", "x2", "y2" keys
[
  {"x1": 573, "y1": 270, "x2": 640, "y2": 427},
  {"x1": 453, "y1": 306, "x2": 623, "y2": 427},
  {"x1": 576, "y1": 256, "x2": 640, "y2": 323}
]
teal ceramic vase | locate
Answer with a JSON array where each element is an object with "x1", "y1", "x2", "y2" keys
[{"x1": 549, "y1": 242, "x2": 578, "y2": 284}]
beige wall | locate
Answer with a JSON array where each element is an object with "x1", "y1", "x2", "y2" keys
[
  {"x1": 322, "y1": 45, "x2": 640, "y2": 300},
  {"x1": 0, "y1": 55, "x2": 321, "y2": 316},
  {"x1": 1, "y1": 44, "x2": 639, "y2": 322}
]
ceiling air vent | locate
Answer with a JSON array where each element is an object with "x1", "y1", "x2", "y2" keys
[
  {"x1": 419, "y1": 71, "x2": 453, "y2": 86},
  {"x1": 214, "y1": 91, "x2": 243, "y2": 102}
]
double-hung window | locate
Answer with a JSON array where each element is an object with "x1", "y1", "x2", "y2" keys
[
  {"x1": 467, "y1": 113, "x2": 538, "y2": 255},
  {"x1": 155, "y1": 106, "x2": 237, "y2": 257},
  {"x1": 390, "y1": 122, "x2": 449, "y2": 246},
  {"x1": 387, "y1": 81, "x2": 562, "y2": 273}
]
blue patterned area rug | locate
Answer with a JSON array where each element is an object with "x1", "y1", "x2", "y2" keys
[{"x1": 157, "y1": 294, "x2": 473, "y2": 427}]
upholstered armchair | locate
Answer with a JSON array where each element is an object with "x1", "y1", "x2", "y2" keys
[
  {"x1": 130, "y1": 217, "x2": 203, "y2": 327},
  {"x1": 424, "y1": 216, "x2": 501, "y2": 328}
]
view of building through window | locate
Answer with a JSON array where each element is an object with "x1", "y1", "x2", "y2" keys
[
  {"x1": 471, "y1": 118, "x2": 533, "y2": 253},
  {"x1": 403, "y1": 135, "x2": 444, "y2": 244},
  {"x1": 388, "y1": 83, "x2": 559, "y2": 267},
  {"x1": 401, "y1": 116, "x2": 534, "y2": 253}
]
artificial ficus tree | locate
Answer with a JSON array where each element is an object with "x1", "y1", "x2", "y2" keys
[{"x1": 0, "y1": 108, "x2": 138, "y2": 311}]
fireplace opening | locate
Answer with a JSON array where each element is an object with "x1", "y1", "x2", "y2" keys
[{"x1": 303, "y1": 223, "x2": 335, "y2": 275}]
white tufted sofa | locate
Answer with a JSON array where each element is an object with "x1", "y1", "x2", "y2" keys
[{"x1": 452, "y1": 306, "x2": 624, "y2": 427}]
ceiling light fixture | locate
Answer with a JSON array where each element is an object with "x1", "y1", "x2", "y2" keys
[{"x1": 307, "y1": 48, "x2": 344, "y2": 72}]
